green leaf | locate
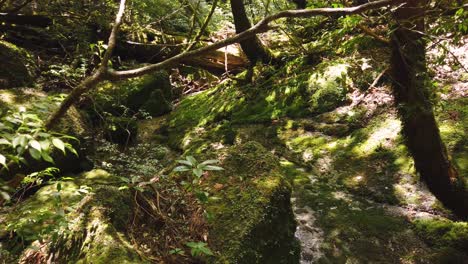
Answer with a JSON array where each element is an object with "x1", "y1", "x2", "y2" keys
[
  {"x1": 195, "y1": 191, "x2": 209, "y2": 203},
  {"x1": 200, "y1": 159, "x2": 219, "y2": 166},
  {"x1": 186, "y1": 242, "x2": 213, "y2": 257},
  {"x1": 65, "y1": 144, "x2": 78, "y2": 156},
  {"x1": 193, "y1": 168, "x2": 203, "y2": 178},
  {"x1": 177, "y1": 159, "x2": 193, "y2": 166},
  {"x1": 41, "y1": 151, "x2": 54, "y2": 163},
  {"x1": 29, "y1": 148, "x2": 41, "y2": 160},
  {"x1": 12, "y1": 135, "x2": 27, "y2": 148},
  {"x1": 29, "y1": 139, "x2": 42, "y2": 151},
  {"x1": 173, "y1": 166, "x2": 190, "y2": 172},
  {"x1": 52, "y1": 138, "x2": 65, "y2": 153},
  {"x1": 0, "y1": 154, "x2": 6, "y2": 167},
  {"x1": 0, "y1": 138, "x2": 10, "y2": 145},
  {"x1": 203, "y1": 165, "x2": 224, "y2": 171},
  {"x1": 40, "y1": 141, "x2": 50, "y2": 151},
  {"x1": 186, "y1": 156, "x2": 197, "y2": 165}
]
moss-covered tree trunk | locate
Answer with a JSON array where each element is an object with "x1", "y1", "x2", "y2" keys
[
  {"x1": 390, "y1": 0, "x2": 468, "y2": 219},
  {"x1": 230, "y1": 0, "x2": 272, "y2": 64}
]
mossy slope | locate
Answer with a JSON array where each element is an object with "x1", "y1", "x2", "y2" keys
[
  {"x1": 166, "y1": 55, "x2": 468, "y2": 263},
  {"x1": 0, "y1": 169, "x2": 145, "y2": 263},
  {"x1": 206, "y1": 142, "x2": 300, "y2": 263}
]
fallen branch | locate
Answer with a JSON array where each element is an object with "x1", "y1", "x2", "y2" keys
[
  {"x1": 45, "y1": 0, "x2": 401, "y2": 130},
  {"x1": 357, "y1": 24, "x2": 390, "y2": 45}
]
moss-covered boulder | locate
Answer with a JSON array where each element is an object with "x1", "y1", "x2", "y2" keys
[
  {"x1": 206, "y1": 142, "x2": 300, "y2": 263},
  {"x1": 308, "y1": 62, "x2": 349, "y2": 113},
  {"x1": 126, "y1": 71, "x2": 173, "y2": 116},
  {"x1": 0, "y1": 41, "x2": 35, "y2": 88},
  {"x1": 140, "y1": 88, "x2": 173, "y2": 117},
  {"x1": 0, "y1": 169, "x2": 145, "y2": 263}
]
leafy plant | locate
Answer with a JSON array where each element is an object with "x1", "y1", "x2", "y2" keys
[
  {"x1": 5, "y1": 181, "x2": 72, "y2": 244},
  {"x1": 185, "y1": 241, "x2": 214, "y2": 257},
  {"x1": 0, "y1": 106, "x2": 77, "y2": 169},
  {"x1": 169, "y1": 247, "x2": 185, "y2": 256},
  {"x1": 173, "y1": 156, "x2": 223, "y2": 183}
]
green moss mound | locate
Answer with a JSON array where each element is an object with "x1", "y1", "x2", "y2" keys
[
  {"x1": 207, "y1": 142, "x2": 300, "y2": 263},
  {"x1": 0, "y1": 41, "x2": 35, "y2": 88},
  {"x1": 91, "y1": 71, "x2": 173, "y2": 119},
  {"x1": 0, "y1": 169, "x2": 145, "y2": 263},
  {"x1": 167, "y1": 59, "x2": 353, "y2": 150}
]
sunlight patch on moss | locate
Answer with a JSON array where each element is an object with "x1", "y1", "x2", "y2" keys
[{"x1": 352, "y1": 118, "x2": 400, "y2": 156}]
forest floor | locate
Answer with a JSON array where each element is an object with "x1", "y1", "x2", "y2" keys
[{"x1": 1, "y1": 32, "x2": 467, "y2": 264}]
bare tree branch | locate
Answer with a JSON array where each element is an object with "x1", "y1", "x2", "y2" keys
[
  {"x1": 45, "y1": 0, "x2": 127, "y2": 130},
  {"x1": 45, "y1": 0, "x2": 401, "y2": 130}
]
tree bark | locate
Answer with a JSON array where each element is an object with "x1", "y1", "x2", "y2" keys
[
  {"x1": 230, "y1": 0, "x2": 272, "y2": 64},
  {"x1": 390, "y1": 0, "x2": 468, "y2": 219}
]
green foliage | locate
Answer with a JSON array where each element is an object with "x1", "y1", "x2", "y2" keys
[
  {"x1": 186, "y1": 241, "x2": 214, "y2": 257},
  {"x1": 0, "y1": 103, "x2": 77, "y2": 169},
  {"x1": 5, "y1": 181, "x2": 71, "y2": 244},
  {"x1": 41, "y1": 57, "x2": 89, "y2": 89},
  {"x1": 174, "y1": 156, "x2": 223, "y2": 181},
  {"x1": 173, "y1": 156, "x2": 223, "y2": 208}
]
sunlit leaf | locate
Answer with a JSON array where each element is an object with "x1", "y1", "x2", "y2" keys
[
  {"x1": 186, "y1": 156, "x2": 197, "y2": 165},
  {"x1": 29, "y1": 148, "x2": 41, "y2": 160},
  {"x1": 193, "y1": 168, "x2": 203, "y2": 178},
  {"x1": 52, "y1": 138, "x2": 65, "y2": 153},
  {"x1": 177, "y1": 159, "x2": 193, "y2": 166},
  {"x1": 173, "y1": 166, "x2": 190, "y2": 172},
  {"x1": 199, "y1": 159, "x2": 219, "y2": 166},
  {"x1": 203, "y1": 165, "x2": 224, "y2": 171},
  {"x1": 0, "y1": 154, "x2": 6, "y2": 167},
  {"x1": 29, "y1": 140, "x2": 42, "y2": 151}
]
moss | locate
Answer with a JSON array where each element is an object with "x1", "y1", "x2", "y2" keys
[
  {"x1": 1, "y1": 170, "x2": 144, "y2": 263},
  {"x1": 88, "y1": 71, "x2": 173, "y2": 125},
  {"x1": 140, "y1": 89, "x2": 173, "y2": 116},
  {"x1": 126, "y1": 71, "x2": 173, "y2": 115},
  {"x1": 167, "y1": 58, "x2": 356, "y2": 150},
  {"x1": 413, "y1": 219, "x2": 468, "y2": 251},
  {"x1": 58, "y1": 186, "x2": 143, "y2": 264},
  {"x1": 436, "y1": 97, "x2": 468, "y2": 181},
  {"x1": 207, "y1": 142, "x2": 300, "y2": 263},
  {"x1": 0, "y1": 41, "x2": 35, "y2": 87},
  {"x1": 307, "y1": 62, "x2": 349, "y2": 113}
]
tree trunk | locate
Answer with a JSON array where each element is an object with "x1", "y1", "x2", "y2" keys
[
  {"x1": 230, "y1": 0, "x2": 272, "y2": 64},
  {"x1": 390, "y1": 0, "x2": 468, "y2": 219}
]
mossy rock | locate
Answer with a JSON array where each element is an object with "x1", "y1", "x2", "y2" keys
[
  {"x1": 207, "y1": 142, "x2": 300, "y2": 263},
  {"x1": 104, "y1": 116, "x2": 138, "y2": 144},
  {"x1": 308, "y1": 62, "x2": 349, "y2": 114},
  {"x1": 89, "y1": 71, "x2": 173, "y2": 121},
  {"x1": 0, "y1": 41, "x2": 35, "y2": 88},
  {"x1": 413, "y1": 218, "x2": 468, "y2": 251},
  {"x1": 0, "y1": 169, "x2": 145, "y2": 263},
  {"x1": 126, "y1": 71, "x2": 173, "y2": 116},
  {"x1": 140, "y1": 89, "x2": 173, "y2": 117}
]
